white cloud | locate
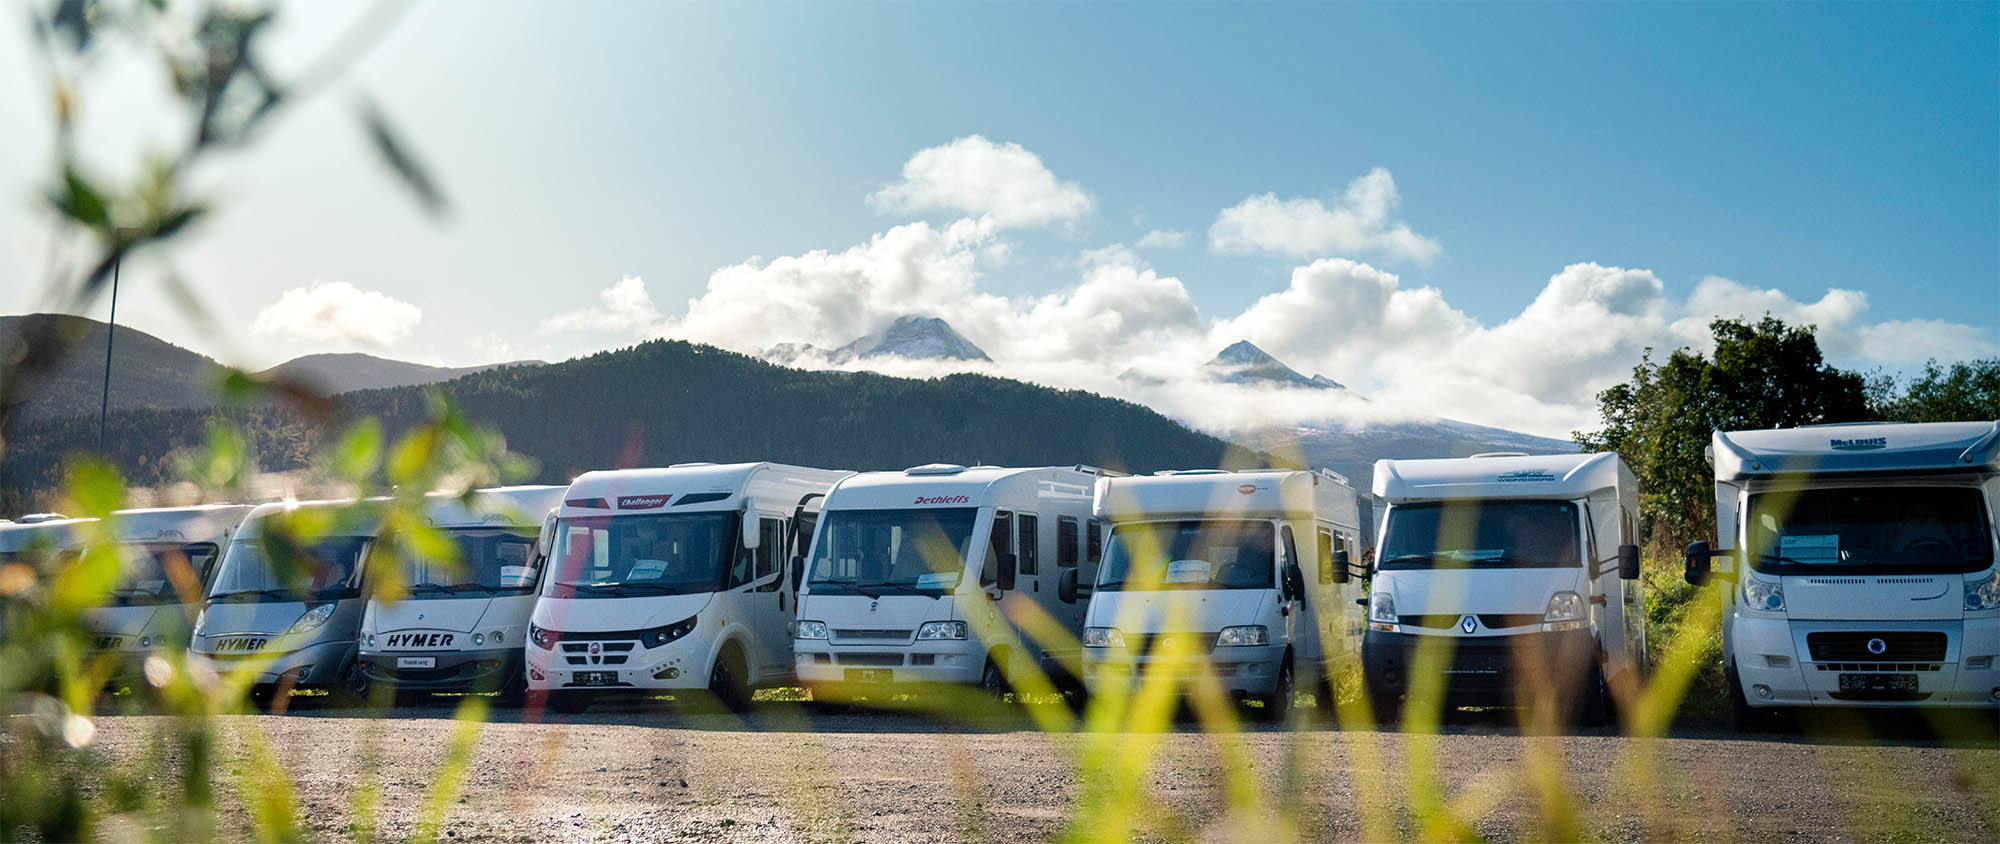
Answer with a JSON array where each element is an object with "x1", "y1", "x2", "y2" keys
[
  {"x1": 251, "y1": 281, "x2": 421, "y2": 348},
  {"x1": 1136, "y1": 229, "x2": 1188, "y2": 249},
  {"x1": 869, "y1": 135, "x2": 1092, "y2": 230},
  {"x1": 539, "y1": 275, "x2": 662, "y2": 334},
  {"x1": 1208, "y1": 167, "x2": 1441, "y2": 264}
]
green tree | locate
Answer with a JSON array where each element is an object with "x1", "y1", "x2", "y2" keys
[
  {"x1": 1872, "y1": 358, "x2": 2000, "y2": 422},
  {"x1": 1575, "y1": 316, "x2": 1868, "y2": 552}
]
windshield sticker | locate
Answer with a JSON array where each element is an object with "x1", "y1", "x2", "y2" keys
[
  {"x1": 627, "y1": 559, "x2": 668, "y2": 580},
  {"x1": 1164, "y1": 560, "x2": 1214, "y2": 583},
  {"x1": 617, "y1": 495, "x2": 671, "y2": 510},
  {"x1": 1778, "y1": 534, "x2": 1840, "y2": 563},
  {"x1": 914, "y1": 572, "x2": 957, "y2": 589},
  {"x1": 1496, "y1": 470, "x2": 1557, "y2": 483},
  {"x1": 913, "y1": 495, "x2": 971, "y2": 505},
  {"x1": 1830, "y1": 437, "x2": 1888, "y2": 451}
]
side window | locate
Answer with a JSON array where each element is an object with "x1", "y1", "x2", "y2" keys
[
  {"x1": 754, "y1": 517, "x2": 783, "y2": 591},
  {"x1": 1316, "y1": 528, "x2": 1334, "y2": 584},
  {"x1": 1018, "y1": 514, "x2": 1039, "y2": 576},
  {"x1": 1057, "y1": 517, "x2": 1079, "y2": 567},
  {"x1": 981, "y1": 512, "x2": 1012, "y2": 586},
  {"x1": 1087, "y1": 521, "x2": 1102, "y2": 563},
  {"x1": 1279, "y1": 525, "x2": 1298, "y2": 570}
]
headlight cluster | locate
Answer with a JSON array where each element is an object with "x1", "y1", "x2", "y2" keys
[
  {"x1": 528, "y1": 622, "x2": 558, "y2": 650},
  {"x1": 1083, "y1": 627, "x2": 1125, "y2": 648},
  {"x1": 642, "y1": 617, "x2": 698, "y2": 648},
  {"x1": 286, "y1": 603, "x2": 335, "y2": 636},
  {"x1": 1368, "y1": 592, "x2": 1397, "y2": 630},
  {"x1": 1542, "y1": 591, "x2": 1585, "y2": 632},
  {"x1": 917, "y1": 621, "x2": 968, "y2": 640},
  {"x1": 1743, "y1": 576, "x2": 1785, "y2": 613},
  {"x1": 794, "y1": 620, "x2": 829, "y2": 640},
  {"x1": 1215, "y1": 625, "x2": 1268, "y2": 647},
  {"x1": 1967, "y1": 570, "x2": 2000, "y2": 612}
]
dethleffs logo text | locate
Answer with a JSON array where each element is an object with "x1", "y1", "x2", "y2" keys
[
  {"x1": 385, "y1": 632, "x2": 456, "y2": 649},
  {"x1": 617, "y1": 495, "x2": 671, "y2": 509},
  {"x1": 1830, "y1": 437, "x2": 1888, "y2": 451},
  {"x1": 914, "y1": 495, "x2": 971, "y2": 505},
  {"x1": 1496, "y1": 470, "x2": 1556, "y2": 483}
]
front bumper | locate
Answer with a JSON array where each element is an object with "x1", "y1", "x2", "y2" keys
[
  {"x1": 524, "y1": 635, "x2": 705, "y2": 691},
  {"x1": 1080, "y1": 642, "x2": 1288, "y2": 697},
  {"x1": 1362, "y1": 628, "x2": 1597, "y2": 705},
  {"x1": 794, "y1": 639, "x2": 985, "y2": 688},
  {"x1": 189, "y1": 639, "x2": 356, "y2": 690},
  {"x1": 1730, "y1": 614, "x2": 2000, "y2": 709},
  {"x1": 357, "y1": 647, "x2": 521, "y2": 692}
]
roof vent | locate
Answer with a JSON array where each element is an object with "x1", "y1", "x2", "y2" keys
[
  {"x1": 14, "y1": 513, "x2": 69, "y2": 524},
  {"x1": 1163, "y1": 469, "x2": 1227, "y2": 475},
  {"x1": 668, "y1": 462, "x2": 717, "y2": 469},
  {"x1": 906, "y1": 463, "x2": 967, "y2": 476},
  {"x1": 1469, "y1": 452, "x2": 1529, "y2": 459}
]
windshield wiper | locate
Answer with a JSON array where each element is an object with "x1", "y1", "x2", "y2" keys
[
  {"x1": 406, "y1": 583, "x2": 455, "y2": 593},
  {"x1": 1756, "y1": 553, "x2": 1821, "y2": 567},
  {"x1": 1382, "y1": 554, "x2": 1439, "y2": 566},
  {"x1": 809, "y1": 579, "x2": 879, "y2": 598},
  {"x1": 863, "y1": 581, "x2": 942, "y2": 597},
  {"x1": 605, "y1": 582, "x2": 690, "y2": 595},
  {"x1": 560, "y1": 582, "x2": 624, "y2": 596},
  {"x1": 208, "y1": 589, "x2": 295, "y2": 603},
  {"x1": 1094, "y1": 580, "x2": 1124, "y2": 590}
]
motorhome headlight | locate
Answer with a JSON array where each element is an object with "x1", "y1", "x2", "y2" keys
[
  {"x1": 917, "y1": 621, "x2": 968, "y2": 640},
  {"x1": 643, "y1": 617, "x2": 699, "y2": 648},
  {"x1": 1743, "y1": 576, "x2": 1785, "y2": 613},
  {"x1": 472, "y1": 633, "x2": 486, "y2": 647},
  {"x1": 1544, "y1": 591, "x2": 1584, "y2": 622},
  {"x1": 285, "y1": 603, "x2": 335, "y2": 636},
  {"x1": 528, "y1": 623, "x2": 558, "y2": 650},
  {"x1": 490, "y1": 630, "x2": 503, "y2": 644},
  {"x1": 1083, "y1": 627, "x2": 1125, "y2": 648},
  {"x1": 1368, "y1": 593, "x2": 1397, "y2": 625},
  {"x1": 1215, "y1": 625, "x2": 1269, "y2": 647},
  {"x1": 1967, "y1": 570, "x2": 2000, "y2": 612},
  {"x1": 794, "y1": 620, "x2": 829, "y2": 640}
]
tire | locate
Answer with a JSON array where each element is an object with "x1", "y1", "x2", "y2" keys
[
  {"x1": 1577, "y1": 660, "x2": 1611, "y2": 729},
  {"x1": 1255, "y1": 661, "x2": 1296, "y2": 725},
  {"x1": 709, "y1": 648, "x2": 751, "y2": 713},
  {"x1": 1312, "y1": 662, "x2": 1338, "y2": 724},
  {"x1": 1368, "y1": 688, "x2": 1402, "y2": 728},
  {"x1": 1726, "y1": 662, "x2": 1768, "y2": 733},
  {"x1": 980, "y1": 658, "x2": 1012, "y2": 702},
  {"x1": 549, "y1": 691, "x2": 591, "y2": 714}
]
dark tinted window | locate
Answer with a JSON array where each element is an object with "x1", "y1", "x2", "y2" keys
[
  {"x1": 1379, "y1": 500, "x2": 1581, "y2": 570},
  {"x1": 1747, "y1": 487, "x2": 1992, "y2": 575}
]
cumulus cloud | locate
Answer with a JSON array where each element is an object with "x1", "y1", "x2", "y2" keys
[
  {"x1": 252, "y1": 281, "x2": 421, "y2": 348},
  {"x1": 869, "y1": 135, "x2": 1092, "y2": 230},
  {"x1": 540, "y1": 275, "x2": 662, "y2": 334},
  {"x1": 1136, "y1": 229, "x2": 1189, "y2": 249},
  {"x1": 1208, "y1": 167, "x2": 1441, "y2": 264}
]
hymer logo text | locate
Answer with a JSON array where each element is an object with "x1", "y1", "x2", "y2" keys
[
  {"x1": 386, "y1": 632, "x2": 456, "y2": 649},
  {"x1": 213, "y1": 638, "x2": 267, "y2": 653}
]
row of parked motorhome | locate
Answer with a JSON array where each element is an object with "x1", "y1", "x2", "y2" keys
[{"x1": 3, "y1": 420, "x2": 1994, "y2": 729}]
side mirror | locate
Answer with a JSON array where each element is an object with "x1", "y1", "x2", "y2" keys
[
  {"x1": 996, "y1": 552, "x2": 1017, "y2": 592},
  {"x1": 740, "y1": 513, "x2": 761, "y2": 550},
  {"x1": 790, "y1": 555, "x2": 805, "y2": 590},
  {"x1": 1684, "y1": 541, "x2": 1714, "y2": 586},
  {"x1": 1331, "y1": 550, "x2": 1351, "y2": 585},
  {"x1": 1058, "y1": 568, "x2": 1083, "y2": 604},
  {"x1": 1282, "y1": 564, "x2": 1305, "y2": 601},
  {"x1": 1618, "y1": 544, "x2": 1641, "y2": 581}
]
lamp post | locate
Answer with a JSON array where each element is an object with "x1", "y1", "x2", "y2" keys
[{"x1": 97, "y1": 253, "x2": 120, "y2": 453}]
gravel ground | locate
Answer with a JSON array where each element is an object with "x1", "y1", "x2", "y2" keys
[{"x1": 83, "y1": 697, "x2": 2000, "y2": 843}]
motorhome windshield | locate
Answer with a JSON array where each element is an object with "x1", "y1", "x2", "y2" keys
[
  {"x1": 809, "y1": 507, "x2": 977, "y2": 595},
  {"x1": 1379, "y1": 500, "x2": 1581, "y2": 570},
  {"x1": 1096, "y1": 520, "x2": 1274, "y2": 591},
  {"x1": 207, "y1": 535, "x2": 370, "y2": 602},
  {"x1": 111, "y1": 542, "x2": 220, "y2": 605},
  {"x1": 1746, "y1": 486, "x2": 1993, "y2": 575},
  {"x1": 397, "y1": 528, "x2": 539, "y2": 597},
  {"x1": 544, "y1": 513, "x2": 736, "y2": 599}
]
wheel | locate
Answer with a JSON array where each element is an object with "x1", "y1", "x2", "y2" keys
[
  {"x1": 1254, "y1": 661, "x2": 1296, "y2": 725},
  {"x1": 1368, "y1": 688, "x2": 1402, "y2": 728},
  {"x1": 549, "y1": 691, "x2": 591, "y2": 714},
  {"x1": 496, "y1": 669, "x2": 528, "y2": 709},
  {"x1": 1726, "y1": 662, "x2": 1770, "y2": 732},
  {"x1": 1577, "y1": 660, "x2": 1611, "y2": 729},
  {"x1": 980, "y1": 658, "x2": 1012, "y2": 701},
  {"x1": 709, "y1": 648, "x2": 751, "y2": 713},
  {"x1": 1312, "y1": 663, "x2": 1338, "y2": 723}
]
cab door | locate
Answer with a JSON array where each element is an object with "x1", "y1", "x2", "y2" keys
[{"x1": 734, "y1": 515, "x2": 791, "y2": 678}]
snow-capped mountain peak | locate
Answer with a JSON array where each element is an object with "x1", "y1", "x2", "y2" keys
[
  {"x1": 1205, "y1": 340, "x2": 1343, "y2": 390},
  {"x1": 835, "y1": 315, "x2": 991, "y2": 362}
]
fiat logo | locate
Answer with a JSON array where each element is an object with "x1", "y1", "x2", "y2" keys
[
  {"x1": 1866, "y1": 637, "x2": 1887, "y2": 656},
  {"x1": 1460, "y1": 616, "x2": 1477, "y2": 634},
  {"x1": 588, "y1": 641, "x2": 602, "y2": 656},
  {"x1": 1237, "y1": 484, "x2": 1256, "y2": 495}
]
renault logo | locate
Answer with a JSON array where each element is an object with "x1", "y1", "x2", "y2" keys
[
  {"x1": 869, "y1": 600, "x2": 879, "y2": 613},
  {"x1": 1460, "y1": 616, "x2": 1477, "y2": 634},
  {"x1": 1866, "y1": 637, "x2": 1887, "y2": 656}
]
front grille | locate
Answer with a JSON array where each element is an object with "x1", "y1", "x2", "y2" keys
[
  {"x1": 1807, "y1": 632, "x2": 1947, "y2": 662},
  {"x1": 837, "y1": 653, "x2": 903, "y2": 666},
  {"x1": 561, "y1": 641, "x2": 635, "y2": 665},
  {"x1": 832, "y1": 628, "x2": 912, "y2": 642},
  {"x1": 1814, "y1": 663, "x2": 1942, "y2": 672},
  {"x1": 1133, "y1": 632, "x2": 1219, "y2": 655},
  {"x1": 1478, "y1": 614, "x2": 1543, "y2": 630},
  {"x1": 1398, "y1": 615, "x2": 1459, "y2": 629}
]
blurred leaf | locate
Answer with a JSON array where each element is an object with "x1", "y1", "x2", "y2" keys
[
  {"x1": 198, "y1": 420, "x2": 247, "y2": 488},
  {"x1": 48, "y1": 165, "x2": 110, "y2": 228},
  {"x1": 332, "y1": 419, "x2": 383, "y2": 481},
  {"x1": 359, "y1": 100, "x2": 448, "y2": 217},
  {"x1": 149, "y1": 203, "x2": 208, "y2": 240},
  {"x1": 63, "y1": 457, "x2": 125, "y2": 517},
  {"x1": 387, "y1": 426, "x2": 439, "y2": 487}
]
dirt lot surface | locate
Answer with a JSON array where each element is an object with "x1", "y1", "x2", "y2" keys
[{"x1": 86, "y1": 699, "x2": 2000, "y2": 843}]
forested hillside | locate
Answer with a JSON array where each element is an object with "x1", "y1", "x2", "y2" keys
[
  {"x1": 0, "y1": 314, "x2": 225, "y2": 424},
  {"x1": 1, "y1": 340, "x2": 1277, "y2": 508}
]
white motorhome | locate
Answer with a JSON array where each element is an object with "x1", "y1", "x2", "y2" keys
[
  {"x1": 190, "y1": 498, "x2": 383, "y2": 704},
  {"x1": 1364, "y1": 453, "x2": 1643, "y2": 726},
  {"x1": 1685, "y1": 421, "x2": 2000, "y2": 727},
  {"x1": 0, "y1": 506, "x2": 254, "y2": 682},
  {"x1": 1077, "y1": 469, "x2": 1367, "y2": 722},
  {"x1": 525, "y1": 463, "x2": 849, "y2": 713},
  {"x1": 353, "y1": 486, "x2": 566, "y2": 703},
  {"x1": 792, "y1": 464, "x2": 1113, "y2": 702}
]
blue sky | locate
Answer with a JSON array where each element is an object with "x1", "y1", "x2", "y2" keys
[{"x1": 2, "y1": 1, "x2": 1995, "y2": 435}]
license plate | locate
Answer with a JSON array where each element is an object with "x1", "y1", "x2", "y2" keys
[
  {"x1": 396, "y1": 656, "x2": 436, "y2": 669},
  {"x1": 845, "y1": 668, "x2": 892, "y2": 684},
  {"x1": 1839, "y1": 673, "x2": 1917, "y2": 693},
  {"x1": 572, "y1": 671, "x2": 618, "y2": 687}
]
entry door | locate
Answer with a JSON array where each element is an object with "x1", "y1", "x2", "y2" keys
[{"x1": 741, "y1": 516, "x2": 791, "y2": 676}]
